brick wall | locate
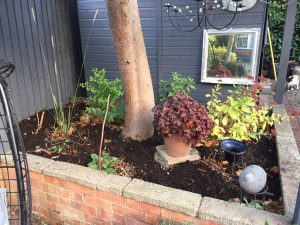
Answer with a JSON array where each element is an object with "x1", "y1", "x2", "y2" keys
[{"x1": 30, "y1": 171, "x2": 218, "y2": 225}]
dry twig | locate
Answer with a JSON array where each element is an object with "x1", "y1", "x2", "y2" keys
[{"x1": 98, "y1": 95, "x2": 110, "y2": 169}]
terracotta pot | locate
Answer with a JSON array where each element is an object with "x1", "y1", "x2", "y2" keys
[{"x1": 164, "y1": 135, "x2": 191, "y2": 157}]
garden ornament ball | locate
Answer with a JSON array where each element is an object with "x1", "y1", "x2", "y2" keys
[{"x1": 239, "y1": 165, "x2": 267, "y2": 194}]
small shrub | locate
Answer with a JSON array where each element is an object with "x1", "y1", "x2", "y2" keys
[
  {"x1": 52, "y1": 95, "x2": 73, "y2": 137},
  {"x1": 159, "y1": 72, "x2": 195, "y2": 101},
  {"x1": 88, "y1": 148, "x2": 121, "y2": 174},
  {"x1": 153, "y1": 92, "x2": 212, "y2": 145},
  {"x1": 208, "y1": 45, "x2": 237, "y2": 69},
  {"x1": 207, "y1": 65, "x2": 233, "y2": 78},
  {"x1": 80, "y1": 68, "x2": 124, "y2": 122},
  {"x1": 206, "y1": 84, "x2": 283, "y2": 141},
  {"x1": 49, "y1": 138, "x2": 71, "y2": 153}
]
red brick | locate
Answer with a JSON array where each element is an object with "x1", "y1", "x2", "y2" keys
[
  {"x1": 112, "y1": 204, "x2": 126, "y2": 215},
  {"x1": 44, "y1": 175, "x2": 69, "y2": 189},
  {"x1": 97, "y1": 208, "x2": 114, "y2": 220},
  {"x1": 69, "y1": 182, "x2": 95, "y2": 196},
  {"x1": 58, "y1": 196, "x2": 70, "y2": 207},
  {"x1": 127, "y1": 217, "x2": 148, "y2": 225},
  {"x1": 145, "y1": 213, "x2": 160, "y2": 224},
  {"x1": 30, "y1": 171, "x2": 42, "y2": 180},
  {"x1": 32, "y1": 188, "x2": 47, "y2": 199},
  {"x1": 126, "y1": 207, "x2": 145, "y2": 222},
  {"x1": 198, "y1": 219, "x2": 221, "y2": 225},
  {"x1": 57, "y1": 187, "x2": 83, "y2": 203},
  {"x1": 71, "y1": 200, "x2": 96, "y2": 215},
  {"x1": 47, "y1": 193, "x2": 58, "y2": 204},
  {"x1": 46, "y1": 202, "x2": 58, "y2": 212},
  {"x1": 111, "y1": 213, "x2": 126, "y2": 225},
  {"x1": 84, "y1": 213, "x2": 102, "y2": 224},
  {"x1": 85, "y1": 195, "x2": 112, "y2": 210},
  {"x1": 161, "y1": 208, "x2": 195, "y2": 223},
  {"x1": 42, "y1": 183, "x2": 57, "y2": 194},
  {"x1": 141, "y1": 202, "x2": 161, "y2": 216},
  {"x1": 96, "y1": 190, "x2": 125, "y2": 205},
  {"x1": 127, "y1": 198, "x2": 142, "y2": 210},
  {"x1": 35, "y1": 206, "x2": 49, "y2": 218}
]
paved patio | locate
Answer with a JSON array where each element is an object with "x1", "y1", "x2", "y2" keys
[{"x1": 283, "y1": 90, "x2": 300, "y2": 152}]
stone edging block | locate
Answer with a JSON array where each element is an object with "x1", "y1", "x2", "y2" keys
[
  {"x1": 97, "y1": 174, "x2": 132, "y2": 195},
  {"x1": 198, "y1": 197, "x2": 290, "y2": 225},
  {"x1": 274, "y1": 104, "x2": 300, "y2": 220},
  {"x1": 123, "y1": 178, "x2": 202, "y2": 217},
  {"x1": 42, "y1": 160, "x2": 107, "y2": 189}
]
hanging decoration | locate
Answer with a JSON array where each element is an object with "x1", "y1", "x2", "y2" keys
[{"x1": 164, "y1": 0, "x2": 257, "y2": 31}]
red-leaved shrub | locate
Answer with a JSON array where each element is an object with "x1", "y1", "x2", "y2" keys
[{"x1": 152, "y1": 93, "x2": 212, "y2": 145}]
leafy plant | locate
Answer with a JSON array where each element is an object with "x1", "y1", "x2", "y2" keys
[
  {"x1": 242, "y1": 198, "x2": 264, "y2": 210},
  {"x1": 208, "y1": 44, "x2": 237, "y2": 69},
  {"x1": 207, "y1": 65, "x2": 233, "y2": 78},
  {"x1": 50, "y1": 138, "x2": 71, "y2": 153},
  {"x1": 88, "y1": 148, "x2": 121, "y2": 174},
  {"x1": 265, "y1": 0, "x2": 300, "y2": 64},
  {"x1": 206, "y1": 83, "x2": 283, "y2": 141},
  {"x1": 159, "y1": 72, "x2": 195, "y2": 101},
  {"x1": 153, "y1": 92, "x2": 212, "y2": 145},
  {"x1": 52, "y1": 95, "x2": 73, "y2": 137},
  {"x1": 80, "y1": 68, "x2": 124, "y2": 122}
]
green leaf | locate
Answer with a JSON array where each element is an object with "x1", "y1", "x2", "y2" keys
[{"x1": 90, "y1": 153, "x2": 99, "y2": 162}]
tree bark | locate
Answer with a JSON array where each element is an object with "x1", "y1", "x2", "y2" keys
[
  {"x1": 106, "y1": 0, "x2": 155, "y2": 141},
  {"x1": 225, "y1": 35, "x2": 235, "y2": 63}
]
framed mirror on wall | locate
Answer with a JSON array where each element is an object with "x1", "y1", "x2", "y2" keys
[{"x1": 201, "y1": 28, "x2": 261, "y2": 84}]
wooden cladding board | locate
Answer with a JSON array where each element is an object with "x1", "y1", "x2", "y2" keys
[
  {"x1": 77, "y1": 0, "x2": 267, "y2": 103},
  {"x1": 0, "y1": 0, "x2": 82, "y2": 120}
]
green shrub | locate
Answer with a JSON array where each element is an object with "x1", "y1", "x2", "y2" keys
[
  {"x1": 206, "y1": 83, "x2": 283, "y2": 141},
  {"x1": 87, "y1": 148, "x2": 121, "y2": 174},
  {"x1": 159, "y1": 72, "x2": 195, "y2": 101},
  {"x1": 265, "y1": 0, "x2": 300, "y2": 64},
  {"x1": 208, "y1": 46, "x2": 237, "y2": 69},
  {"x1": 80, "y1": 68, "x2": 124, "y2": 122}
]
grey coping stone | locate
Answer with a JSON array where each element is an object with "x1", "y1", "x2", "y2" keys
[
  {"x1": 123, "y1": 178, "x2": 202, "y2": 217},
  {"x1": 26, "y1": 154, "x2": 54, "y2": 173},
  {"x1": 276, "y1": 136, "x2": 300, "y2": 162},
  {"x1": 273, "y1": 104, "x2": 289, "y2": 116},
  {"x1": 97, "y1": 174, "x2": 131, "y2": 195},
  {"x1": 281, "y1": 176, "x2": 299, "y2": 219},
  {"x1": 0, "y1": 154, "x2": 13, "y2": 165},
  {"x1": 43, "y1": 160, "x2": 107, "y2": 189},
  {"x1": 198, "y1": 197, "x2": 291, "y2": 225},
  {"x1": 274, "y1": 121, "x2": 295, "y2": 138}
]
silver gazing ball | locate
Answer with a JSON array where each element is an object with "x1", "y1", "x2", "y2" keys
[{"x1": 239, "y1": 165, "x2": 267, "y2": 194}]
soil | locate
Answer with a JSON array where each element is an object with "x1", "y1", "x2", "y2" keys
[{"x1": 19, "y1": 102, "x2": 283, "y2": 214}]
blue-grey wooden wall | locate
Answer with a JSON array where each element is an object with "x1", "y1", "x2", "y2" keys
[
  {"x1": 0, "y1": 0, "x2": 82, "y2": 120},
  {"x1": 77, "y1": 0, "x2": 267, "y2": 103}
]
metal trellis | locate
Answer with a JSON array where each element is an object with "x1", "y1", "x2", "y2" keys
[{"x1": 0, "y1": 59, "x2": 31, "y2": 225}]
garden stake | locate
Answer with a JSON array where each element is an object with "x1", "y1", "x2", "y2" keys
[
  {"x1": 35, "y1": 111, "x2": 45, "y2": 134},
  {"x1": 98, "y1": 95, "x2": 110, "y2": 170}
]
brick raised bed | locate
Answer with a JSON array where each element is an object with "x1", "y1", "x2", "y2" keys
[{"x1": 1, "y1": 105, "x2": 298, "y2": 225}]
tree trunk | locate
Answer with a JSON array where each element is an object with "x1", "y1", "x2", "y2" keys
[
  {"x1": 225, "y1": 35, "x2": 235, "y2": 63},
  {"x1": 106, "y1": 0, "x2": 155, "y2": 141}
]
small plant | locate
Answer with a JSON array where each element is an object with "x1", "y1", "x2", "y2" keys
[
  {"x1": 159, "y1": 72, "x2": 195, "y2": 101},
  {"x1": 50, "y1": 138, "x2": 71, "y2": 153},
  {"x1": 207, "y1": 65, "x2": 233, "y2": 78},
  {"x1": 80, "y1": 68, "x2": 124, "y2": 122},
  {"x1": 206, "y1": 83, "x2": 283, "y2": 141},
  {"x1": 153, "y1": 92, "x2": 212, "y2": 145},
  {"x1": 52, "y1": 95, "x2": 73, "y2": 137},
  {"x1": 87, "y1": 148, "x2": 121, "y2": 174},
  {"x1": 242, "y1": 198, "x2": 264, "y2": 210}
]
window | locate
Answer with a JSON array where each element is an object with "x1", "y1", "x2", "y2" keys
[{"x1": 201, "y1": 28, "x2": 261, "y2": 84}]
